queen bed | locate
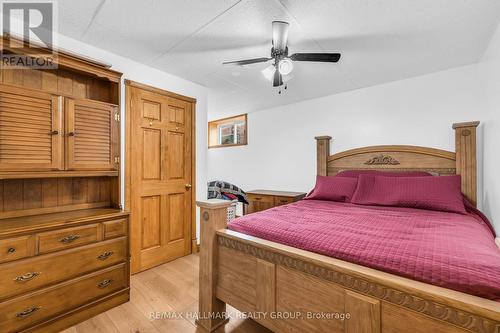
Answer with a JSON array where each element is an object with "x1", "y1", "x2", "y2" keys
[{"x1": 196, "y1": 121, "x2": 500, "y2": 333}]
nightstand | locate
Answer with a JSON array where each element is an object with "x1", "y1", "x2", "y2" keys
[{"x1": 244, "y1": 190, "x2": 306, "y2": 215}]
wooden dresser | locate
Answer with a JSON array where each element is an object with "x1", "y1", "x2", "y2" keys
[
  {"x1": 0, "y1": 37, "x2": 129, "y2": 332},
  {"x1": 245, "y1": 190, "x2": 306, "y2": 214},
  {"x1": 0, "y1": 209, "x2": 129, "y2": 333}
]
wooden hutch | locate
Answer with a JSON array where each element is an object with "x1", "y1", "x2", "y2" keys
[{"x1": 0, "y1": 37, "x2": 129, "y2": 332}]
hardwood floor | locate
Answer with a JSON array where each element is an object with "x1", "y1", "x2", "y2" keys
[{"x1": 62, "y1": 254, "x2": 272, "y2": 333}]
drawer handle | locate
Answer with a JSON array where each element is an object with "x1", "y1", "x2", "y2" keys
[
  {"x1": 16, "y1": 306, "x2": 41, "y2": 319},
  {"x1": 14, "y1": 272, "x2": 41, "y2": 282},
  {"x1": 97, "y1": 279, "x2": 113, "y2": 288},
  {"x1": 60, "y1": 234, "x2": 80, "y2": 244},
  {"x1": 7, "y1": 247, "x2": 16, "y2": 254},
  {"x1": 254, "y1": 197, "x2": 262, "y2": 201},
  {"x1": 97, "y1": 251, "x2": 114, "y2": 261},
  {"x1": 279, "y1": 200, "x2": 288, "y2": 203}
]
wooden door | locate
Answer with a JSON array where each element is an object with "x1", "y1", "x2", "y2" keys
[
  {"x1": 0, "y1": 84, "x2": 63, "y2": 171},
  {"x1": 129, "y1": 85, "x2": 194, "y2": 273},
  {"x1": 65, "y1": 98, "x2": 118, "y2": 170}
]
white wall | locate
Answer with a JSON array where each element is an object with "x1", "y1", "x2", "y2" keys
[
  {"x1": 208, "y1": 25, "x2": 500, "y2": 232},
  {"x1": 55, "y1": 35, "x2": 209, "y2": 240},
  {"x1": 481, "y1": 22, "x2": 500, "y2": 233}
]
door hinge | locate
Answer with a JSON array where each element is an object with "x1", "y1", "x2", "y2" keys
[
  {"x1": 114, "y1": 156, "x2": 120, "y2": 164},
  {"x1": 114, "y1": 113, "x2": 120, "y2": 122}
]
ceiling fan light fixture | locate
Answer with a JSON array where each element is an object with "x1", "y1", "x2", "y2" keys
[
  {"x1": 261, "y1": 65, "x2": 276, "y2": 81},
  {"x1": 222, "y1": 20, "x2": 341, "y2": 89},
  {"x1": 278, "y1": 58, "x2": 293, "y2": 75}
]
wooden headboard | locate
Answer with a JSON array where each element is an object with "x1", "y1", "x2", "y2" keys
[{"x1": 315, "y1": 121, "x2": 480, "y2": 206}]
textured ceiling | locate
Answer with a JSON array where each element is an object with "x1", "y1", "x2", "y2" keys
[{"x1": 58, "y1": 0, "x2": 500, "y2": 118}]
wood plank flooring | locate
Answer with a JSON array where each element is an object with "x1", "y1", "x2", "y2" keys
[{"x1": 62, "y1": 254, "x2": 272, "y2": 333}]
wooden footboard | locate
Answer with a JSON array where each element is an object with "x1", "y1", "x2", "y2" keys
[{"x1": 197, "y1": 200, "x2": 500, "y2": 333}]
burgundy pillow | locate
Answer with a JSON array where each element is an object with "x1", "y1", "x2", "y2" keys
[
  {"x1": 305, "y1": 176, "x2": 358, "y2": 202},
  {"x1": 351, "y1": 175, "x2": 467, "y2": 214},
  {"x1": 337, "y1": 170, "x2": 432, "y2": 178}
]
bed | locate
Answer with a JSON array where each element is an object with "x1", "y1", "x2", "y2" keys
[{"x1": 196, "y1": 121, "x2": 500, "y2": 333}]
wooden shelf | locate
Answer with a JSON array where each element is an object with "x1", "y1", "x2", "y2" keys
[
  {"x1": 0, "y1": 171, "x2": 118, "y2": 180},
  {"x1": 246, "y1": 189, "x2": 308, "y2": 197},
  {"x1": 0, "y1": 208, "x2": 128, "y2": 237}
]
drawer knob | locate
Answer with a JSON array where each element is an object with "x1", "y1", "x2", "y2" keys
[
  {"x1": 14, "y1": 272, "x2": 41, "y2": 282},
  {"x1": 97, "y1": 279, "x2": 113, "y2": 288},
  {"x1": 97, "y1": 251, "x2": 114, "y2": 261},
  {"x1": 60, "y1": 234, "x2": 80, "y2": 244},
  {"x1": 16, "y1": 306, "x2": 40, "y2": 319},
  {"x1": 7, "y1": 247, "x2": 16, "y2": 254}
]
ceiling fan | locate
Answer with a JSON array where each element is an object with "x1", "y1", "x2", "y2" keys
[{"x1": 223, "y1": 21, "x2": 341, "y2": 91}]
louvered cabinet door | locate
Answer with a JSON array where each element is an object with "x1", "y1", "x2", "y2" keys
[
  {"x1": 65, "y1": 98, "x2": 118, "y2": 170},
  {"x1": 0, "y1": 85, "x2": 63, "y2": 171}
]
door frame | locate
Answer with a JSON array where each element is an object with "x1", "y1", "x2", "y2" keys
[{"x1": 124, "y1": 79, "x2": 197, "y2": 272}]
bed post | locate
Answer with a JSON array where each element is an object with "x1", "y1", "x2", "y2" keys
[
  {"x1": 196, "y1": 199, "x2": 231, "y2": 332},
  {"x1": 315, "y1": 136, "x2": 332, "y2": 176},
  {"x1": 452, "y1": 121, "x2": 480, "y2": 206}
]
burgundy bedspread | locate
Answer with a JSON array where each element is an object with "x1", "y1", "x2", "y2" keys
[{"x1": 228, "y1": 200, "x2": 500, "y2": 301}]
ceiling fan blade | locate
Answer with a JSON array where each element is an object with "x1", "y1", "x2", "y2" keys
[
  {"x1": 273, "y1": 69, "x2": 283, "y2": 87},
  {"x1": 272, "y1": 21, "x2": 289, "y2": 52},
  {"x1": 289, "y1": 53, "x2": 341, "y2": 62},
  {"x1": 223, "y1": 57, "x2": 272, "y2": 66}
]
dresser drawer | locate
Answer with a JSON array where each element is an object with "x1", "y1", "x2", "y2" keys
[
  {"x1": 0, "y1": 236, "x2": 34, "y2": 263},
  {"x1": 247, "y1": 194, "x2": 274, "y2": 203},
  {"x1": 0, "y1": 264, "x2": 127, "y2": 333},
  {"x1": 103, "y1": 218, "x2": 127, "y2": 239},
  {"x1": 274, "y1": 196, "x2": 295, "y2": 206},
  {"x1": 38, "y1": 224, "x2": 99, "y2": 254},
  {"x1": 0, "y1": 237, "x2": 127, "y2": 301}
]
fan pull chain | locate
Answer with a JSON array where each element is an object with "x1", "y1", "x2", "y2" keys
[{"x1": 278, "y1": 84, "x2": 287, "y2": 94}]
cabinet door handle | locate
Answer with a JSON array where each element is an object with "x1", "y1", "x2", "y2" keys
[
  {"x1": 7, "y1": 247, "x2": 16, "y2": 254},
  {"x1": 49, "y1": 130, "x2": 59, "y2": 135},
  {"x1": 16, "y1": 306, "x2": 40, "y2": 318},
  {"x1": 67, "y1": 131, "x2": 76, "y2": 136},
  {"x1": 97, "y1": 279, "x2": 113, "y2": 288},
  {"x1": 14, "y1": 272, "x2": 41, "y2": 282},
  {"x1": 60, "y1": 234, "x2": 80, "y2": 244},
  {"x1": 97, "y1": 251, "x2": 114, "y2": 261}
]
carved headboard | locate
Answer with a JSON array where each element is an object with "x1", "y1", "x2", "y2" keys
[{"x1": 315, "y1": 121, "x2": 480, "y2": 206}]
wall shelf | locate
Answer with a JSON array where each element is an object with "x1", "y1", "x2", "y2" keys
[{"x1": 0, "y1": 171, "x2": 118, "y2": 180}]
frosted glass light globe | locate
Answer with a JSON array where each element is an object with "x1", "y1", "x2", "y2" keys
[{"x1": 278, "y1": 59, "x2": 293, "y2": 75}]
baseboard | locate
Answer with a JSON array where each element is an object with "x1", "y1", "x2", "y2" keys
[{"x1": 192, "y1": 238, "x2": 200, "y2": 253}]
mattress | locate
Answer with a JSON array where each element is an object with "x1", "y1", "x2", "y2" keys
[{"x1": 228, "y1": 200, "x2": 500, "y2": 301}]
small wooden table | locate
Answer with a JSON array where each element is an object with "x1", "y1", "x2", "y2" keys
[{"x1": 244, "y1": 190, "x2": 306, "y2": 215}]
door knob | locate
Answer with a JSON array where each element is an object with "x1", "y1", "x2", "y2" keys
[{"x1": 185, "y1": 184, "x2": 192, "y2": 189}]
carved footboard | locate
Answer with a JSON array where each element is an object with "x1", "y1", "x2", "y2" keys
[{"x1": 197, "y1": 200, "x2": 500, "y2": 333}]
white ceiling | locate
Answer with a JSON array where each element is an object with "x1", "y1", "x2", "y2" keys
[{"x1": 58, "y1": 0, "x2": 500, "y2": 118}]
